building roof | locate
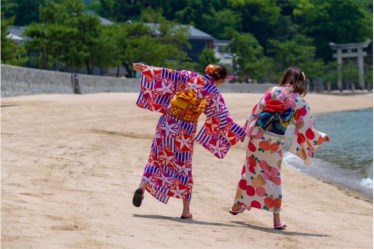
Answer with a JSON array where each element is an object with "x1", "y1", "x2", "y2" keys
[
  {"x1": 98, "y1": 16, "x2": 114, "y2": 25},
  {"x1": 8, "y1": 26, "x2": 25, "y2": 38},
  {"x1": 84, "y1": 10, "x2": 114, "y2": 25},
  {"x1": 213, "y1": 39, "x2": 230, "y2": 46},
  {"x1": 145, "y1": 23, "x2": 214, "y2": 40},
  {"x1": 7, "y1": 33, "x2": 23, "y2": 41},
  {"x1": 187, "y1": 26, "x2": 214, "y2": 40},
  {"x1": 7, "y1": 26, "x2": 26, "y2": 43}
]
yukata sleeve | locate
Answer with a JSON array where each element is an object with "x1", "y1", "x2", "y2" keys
[
  {"x1": 136, "y1": 65, "x2": 197, "y2": 113},
  {"x1": 289, "y1": 99, "x2": 328, "y2": 166},
  {"x1": 195, "y1": 91, "x2": 245, "y2": 159}
]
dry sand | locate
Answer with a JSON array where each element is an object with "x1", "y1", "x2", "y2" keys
[{"x1": 1, "y1": 92, "x2": 373, "y2": 249}]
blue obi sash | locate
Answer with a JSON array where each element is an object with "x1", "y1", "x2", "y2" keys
[{"x1": 256, "y1": 108, "x2": 293, "y2": 135}]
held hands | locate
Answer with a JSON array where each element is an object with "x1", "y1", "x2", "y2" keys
[
  {"x1": 240, "y1": 134, "x2": 246, "y2": 142},
  {"x1": 133, "y1": 62, "x2": 145, "y2": 72}
]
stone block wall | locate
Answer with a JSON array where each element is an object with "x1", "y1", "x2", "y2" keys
[
  {"x1": 1, "y1": 64, "x2": 276, "y2": 97},
  {"x1": 1, "y1": 65, "x2": 72, "y2": 97}
]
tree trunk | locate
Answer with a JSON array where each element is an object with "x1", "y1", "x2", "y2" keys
[
  {"x1": 116, "y1": 65, "x2": 120, "y2": 77},
  {"x1": 42, "y1": 47, "x2": 47, "y2": 69},
  {"x1": 123, "y1": 62, "x2": 133, "y2": 78},
  {"x1": 86, "y1": 60, "x2": 92, "y2": 74}
]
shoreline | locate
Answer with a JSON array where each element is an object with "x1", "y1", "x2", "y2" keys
[
  {"x1": 284, "y1": 107, "x2": 373, "y2": 202},
  {"x1": 2, "y1": 92, "x2": 373, "y2": 249},
  {"x1": 284, "y1": 160, "x2": 373, "y2": 203},
  {"x1": 313, "y1": 108, "x2": 372, "y2": 202}
]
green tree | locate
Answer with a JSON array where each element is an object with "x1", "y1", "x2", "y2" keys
[
  {"x1": 364, "y1": 64, "x2": 373, "y2": 91},
  {"x1": 119, "y1": 27, "x2": 165, "y2": 76},
  {"x1": 228, "y1": 32, "x2": 272, "y2": 82},
  {"x1": 174, "y1": 0, "x2": 206, "y2": 26},
  {"x1": 129, "y1": 9, "x2": 193, "y2": 72},
  {"x1": 342, "y1": 61, "x2": 360, "y2": 91},
  {"x1": 293, "y1": 0, "x2": 372, "y2": 61},
  {"x1": 1, "y1": 0, "x2": 19, "y2": 19},
  {"x1": 197, "y1": 48, "x2": 220, "y2": 74},
  {"x1": 201, "y1": 9, "x2": 241, "y2": 40},
  {"x1": 94, "y1": 0, "x2": 157, "y2": 22},
  {"x1": 228, "y1": 0, "x2": 283, "y2": 46},
  {"x1": 24, "y1": 23, "x2": 54, "y2": 69},
  {"x1": 2, "y1": 0, "x2": 65, "y2": 25},
  {"x1": 268, "y1": 34, "x2": 321, "y2": 79},
  {"x1": 141, "y1": 8, "x2": 190, "y2": 61},
  {"x1": 1, "y1": 16, "x2": 27, "y2": 66},
  {"x1": 115, "y1": 19, "x2": 191, "y2": 77},
  {"x1": 320, "y1": 61, "x2": 339, "y2": 92},
  {"x1": 94, "y1": 25, "x2": 122, "y2": 75},
  {"x1": 24, "y1": 0, "x2": 119, "y2": 73}
]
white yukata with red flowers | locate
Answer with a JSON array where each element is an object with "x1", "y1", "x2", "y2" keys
[
  {"x1": 234, "y1": 84, "x2": 328, "y2": 213},
  {"x1": 136, "y1": 65, "x2": 244, "y2": 204}
]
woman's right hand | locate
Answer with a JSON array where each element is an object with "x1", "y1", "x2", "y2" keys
[{"x1": 133, "y1": 62, "x2": 145, "y2": 72}]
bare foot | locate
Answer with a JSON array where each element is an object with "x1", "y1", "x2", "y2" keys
[
  {"x1": 229, "y1": 204, "x2": 247, "y2": 215},
  {"x1": 274, "y1": 222, "x2": 287, "y2": 230},
  {"x1": 181, "y1": 212, "x2": 193, "y2": 219},
  {"x1": 273, "y1": 218, "x2": 287, "y2": 230}
]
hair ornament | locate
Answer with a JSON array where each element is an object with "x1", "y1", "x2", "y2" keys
[
  {"x1": 205, "y1": 64, "x2": 219, "y2": 75},
  {"x1": 301, "y1": 72, "x2": 306, "y2": 81}
]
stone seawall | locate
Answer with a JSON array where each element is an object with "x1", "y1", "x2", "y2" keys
[
  {"x1": 2, "y1": 65, "x2": 72, "y2": 97},
  {"x1": 1, "y1": 65, "x2": 276, "y2": 97}
]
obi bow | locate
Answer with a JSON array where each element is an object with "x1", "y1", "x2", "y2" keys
[
  {"x1": 256, "y1": 99, "x2": 293, "y2": 135},
  {"x1": 171, "y1": 89, "x2": 206, "y2": 112}
]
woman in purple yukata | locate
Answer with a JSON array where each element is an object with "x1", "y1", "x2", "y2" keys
[
  {"x1": 132, "y1": 62, "x2": 244, "y2": 219},
  {"x1": 229, "y1": 67, "x2": 330, "y2": 229}
]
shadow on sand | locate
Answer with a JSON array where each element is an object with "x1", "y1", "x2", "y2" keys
[
  {"x1": 133, "y1": 214, "x2": 330, "y2": 238},
  {"x1": 133, "y1": 214, "x2": 238, "y2": 228},
  {"x1": 231, "y1": 221, "x2": 330, "y2": 237}
]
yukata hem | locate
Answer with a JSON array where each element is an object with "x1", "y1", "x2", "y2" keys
[
  {"x1": 143, "y1": 182, "x2": 191, "y2": 204},
  {"x1": 145, "y1": 185, "x2": 170, "y2": 204},
  {"x1": 235, "y1": 199, "x2": 282, "y2": 213}
]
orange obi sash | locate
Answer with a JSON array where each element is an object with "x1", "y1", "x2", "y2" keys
[{"x1": 169, "y1": 89, "x2": 207, "y2": 122}]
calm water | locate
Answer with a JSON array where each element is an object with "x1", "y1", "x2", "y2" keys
[{"x1": 283, "y1": 108, "x2": 373, "y2": 200}]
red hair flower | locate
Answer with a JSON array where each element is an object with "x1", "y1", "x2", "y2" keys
[{"x1": 205, "y1": 64, "x2": 219, "y2": 75}]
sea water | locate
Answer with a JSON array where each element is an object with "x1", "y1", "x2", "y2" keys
[{"x1": 283, "y1": 108, "x2": 373, "y2": 200}]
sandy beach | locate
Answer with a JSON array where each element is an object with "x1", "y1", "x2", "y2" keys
[{"x1": 2, "y1": 92, "x2": 373, "y2": 249}]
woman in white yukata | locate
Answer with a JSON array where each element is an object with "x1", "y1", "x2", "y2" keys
[
  {"x1": 132, "y1": 62, "x2": 244, "y2": 219},
  {"x1": 229, "y1": 66, "x2": 330, "y2": 229}
]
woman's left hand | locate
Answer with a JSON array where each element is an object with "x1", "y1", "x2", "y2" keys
[
  {"x1": 133, "y1": 62, "x2": 144, "y2": 72},
  {"x1": 324, "y1": 135, "x2": 330, "y2": 142}
]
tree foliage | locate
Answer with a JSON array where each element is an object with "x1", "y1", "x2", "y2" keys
[
  {"x1": 2, "y1": 0, "x2": 43, "y2": 25},
  {"x1": 1, "y1": 16, "x2": 27, "y2": 65},
  {"x1": 24, "y1": 0, "x2": 103, "y2": 72},
  {"x1": 20, "y1": 0, "x2": 190, "y2": 75},
  {"x1": 228, "y1": 32, "x2": 272, "y2": 81},
  {"x1": 2, "y1": 0, "x2": 372, "y2": 86},
  {"x1": 293, "y1": 0, "x2": 372, "y2": 61},
  {"x1": 198, "y1": 48, "x2": 220, "y2": 74}
]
